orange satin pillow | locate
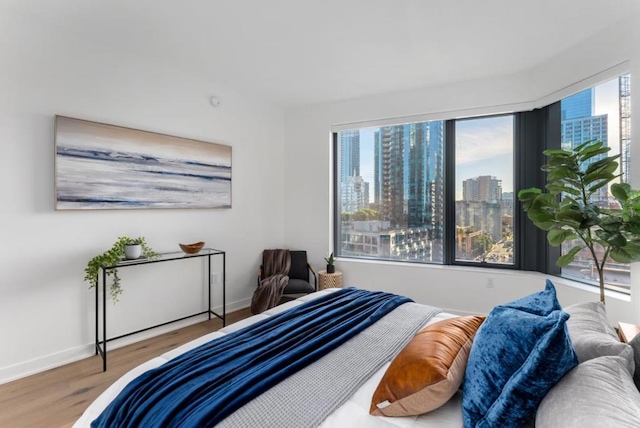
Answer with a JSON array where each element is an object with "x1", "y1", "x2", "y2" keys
[{"x1": 370, "y1": 315, "x2": 485, "y2": 417}]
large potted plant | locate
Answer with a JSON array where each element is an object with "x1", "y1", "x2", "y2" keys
[
  {"x1": 84, "y1": 236, "x2": 159, "y2": 302},
  {"x1": 518, "y1": 140, "x2": 640, "y2": 302}
]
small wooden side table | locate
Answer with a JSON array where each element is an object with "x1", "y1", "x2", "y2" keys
[
  {"x1": 617, "y1": 322, "x2": 640, "y2": 343},
  {"x1": 318, "y1": 270, "x2": 343, "y2": 290}
]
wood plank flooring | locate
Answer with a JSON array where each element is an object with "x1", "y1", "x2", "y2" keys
[{"x1": 0, "y1": 308, "x2": 252, "y2": 428}]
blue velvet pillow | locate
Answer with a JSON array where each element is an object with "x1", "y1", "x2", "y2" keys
[
  {"x1": 462, "y1": 283, "x2": 578, "y2": 428},
  {"x1": 505, "y1": 279, "x2": 561, "y2": 315}
]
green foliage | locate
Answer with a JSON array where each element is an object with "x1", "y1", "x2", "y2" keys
[
  {"x1": 349, "y1": 209, "x2": 380, "y2": 221},
  {"x1": 324, "y1": 252, "x2": 336, "y2": 266},
  {"x1": 473, "y1": 233, "x2": 494, "y2": 262},
  {"x1": 518, "y1": 140, "x2": 640, "y2": 302},
  {"x1": 84, "y1": 236, "x2": 160, "y2": 303}
]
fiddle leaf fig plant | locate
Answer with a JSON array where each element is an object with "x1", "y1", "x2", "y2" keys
[
  {"x1": 84, "y1": 236, "x2": 160, "y2": 303},
  {"x1": 518, "y1": 140, "x2": 640, "y2": 303}
]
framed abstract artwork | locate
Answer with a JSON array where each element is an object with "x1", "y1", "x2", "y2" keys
[{"x1": 54, "y1": 116, "x2": 232, "y2": 210}]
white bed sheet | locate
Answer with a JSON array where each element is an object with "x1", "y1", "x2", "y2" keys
[{"x1": 74, "y1": 289, "x2": 462, "y2": 428}]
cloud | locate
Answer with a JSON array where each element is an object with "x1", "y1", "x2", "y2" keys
[{"x1": 456, "y1": 116, "x2": 513, "y2": 165}]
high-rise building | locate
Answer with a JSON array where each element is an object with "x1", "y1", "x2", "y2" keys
[
  {"x1": 561, "y1": 89, "x2": 593, "y2": 120},
  {"x1": 374, "y1": 130, "x2": 382, "y2": 206},
  {"x1": 501, "y1": 191, "x2": 514, "y2": 217},
  {"x1": 561, "y1": 88, "x2": 609, "y2": 202},
  {"x1": 407, "y1": 123, "x2": 428, "y2": 228},
  {"x1": 379, "y1": 126, "x2": 405, "y2": 227},
  {"x1": 428, "y1": 122, "x2": 444, "y2": 253},
  {"x1": 369, "y1": 121, "x2": 444, "y2": 261},
  {"x1": 340, "y1": 130, "x2": 360, "y2": 184},
  {"x1": 462, "y1": 176, "x2": 502, "y2": 202},
  {"x1": 404, "y1": 122, "x2": 444, "y2": 252},
  {"x1": 560, "y1": 115, "x2": 608, "y2": 154},
  {"x1": 341, "y1": 174, "x2": 369, "y2": 213},
  {"x1": 455, "y1": 200, "x2": 502, "y2": 242}
]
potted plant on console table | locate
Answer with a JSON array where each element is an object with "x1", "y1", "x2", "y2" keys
[
  {"x1": 518, "y1": 140, "x2": 640, "y2": 303},
  {"x1": 84, "y1": 236, "x2": 159, "y2": 303}
]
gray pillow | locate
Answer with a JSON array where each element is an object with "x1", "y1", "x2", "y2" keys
[
  {"x1": 536, "y1": 356, "x2": 640, "y2": 427},
  {"x1": 629, "y1": 335, "x2": 640, "y2": 390},
  {"x1": 564, "y1": 302, "x2": 634, "y2": 370}
]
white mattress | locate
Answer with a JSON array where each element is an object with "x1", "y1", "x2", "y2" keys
[{"x1": 74, "y1": 289, "x2": 462, "y2": 428}]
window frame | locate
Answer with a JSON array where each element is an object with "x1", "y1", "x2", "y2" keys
[
  {"x1": 331, "y1": 73, "x2": 631, "y2": 295},
  {"x1": 446, "y1": 113, "x2": 519, "y2": 270}
]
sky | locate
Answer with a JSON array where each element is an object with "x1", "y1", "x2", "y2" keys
[{"x1": 351, "y1": 75, "x2": 624, "y2": 203}]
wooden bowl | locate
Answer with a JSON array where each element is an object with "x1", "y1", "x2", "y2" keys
[{"x1": 179, "y1": 241, "x2": 205, "y2": 254}]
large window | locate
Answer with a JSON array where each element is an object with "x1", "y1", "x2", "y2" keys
[
  {"x1": 334, "y1": 72, "x2": 631, "y2": 294},
  {"x1": 337, "y1": 122, "x2": 445, "y2": 263},
  {"x1": 455, "y1": 116, "x2": 514, "y2": 264},
  {"x1": 559, "y1": 75, "x2": 631, "y2": 293}
]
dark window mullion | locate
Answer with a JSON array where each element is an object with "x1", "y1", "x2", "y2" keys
[
  {"x1": 443, "y1": 120, "x2": 456, "y2": 265},
  {"x1": 516, "y1": 104, "x2": 561, "y2": 275}
]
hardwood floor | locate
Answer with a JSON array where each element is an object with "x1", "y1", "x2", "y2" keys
[{"x1": 0, "y1": 308, "x2": 252, "y2": 428}]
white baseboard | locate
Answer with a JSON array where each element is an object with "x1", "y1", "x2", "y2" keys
[{"x1": 0, "y1": 297, "x2": 251, "y2": 385}]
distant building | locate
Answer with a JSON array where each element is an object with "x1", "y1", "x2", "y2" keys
[
  {"x1": 561, "y1": 89, "x2": 593, "y2": 120},
  {"x1": 340, "y1": 130, "x2": 360, "y2": 184},
  {"x1": 407, "y1": 121, "x2": 444, "y2": 233},
  {"x1": 455, "y1": 200, "x2": 502, "y2": 242},
  {"x1": 370, "y1": 121, "x2": 443, "y2": 260},
  {"x1": 341, "y1": 174, "x2": 369, "y2": 213},
  {"x1": 340, "y1": 220, "x2": 438, "y2": 262},
  {"x1": 560, "y1": 88, "x2": 609, "y2": 203},
  {"x1": 462, "y1": 176, "x2": 502, "y2": 202},
  {"x1": 376, "y1": 126, "x2": 405, "y2": 227},
  {"x1": 501, "y1": 191, "x2": 514, "y2": 217}
]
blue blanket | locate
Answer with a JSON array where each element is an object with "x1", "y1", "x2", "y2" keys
[{"x1": 92, "y1": 287, "x2": 412, "y2": 427}]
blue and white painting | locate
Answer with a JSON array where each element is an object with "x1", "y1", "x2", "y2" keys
[{"x1": 55, "y1": 116, "x2": 232, "y2": 210}]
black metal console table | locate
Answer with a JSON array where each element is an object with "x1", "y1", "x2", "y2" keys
[{"x1": 95, "y1": 248, "x2": 225, "y2": 371}]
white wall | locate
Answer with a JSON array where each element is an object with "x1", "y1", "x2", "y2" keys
[
  {"x1": 283, "y1": 14, "x2": 640, "y2": 325},
  {"x1": 0, "y1": 12, "x2": 285, "y2": 382}
]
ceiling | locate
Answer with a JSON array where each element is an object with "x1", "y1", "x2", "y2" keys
[{"x1": 3, "y1": 0, "x2": 638, "y2": 107}]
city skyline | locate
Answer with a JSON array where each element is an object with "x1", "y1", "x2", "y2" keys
[
  {"x1": 350, "y1": 76, "x2": 622, "y2": 204},
  {"x1": 336, "y1": 75, "x2": 629, "y2": 281}
]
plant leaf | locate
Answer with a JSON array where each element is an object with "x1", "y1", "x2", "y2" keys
[
  {"x1": 547, "y1": 166, "x2": 574, "y2": 181},
  {"x1": 543, "y1": 149, "x2": 573, "y2": 157},
  {"x1": 556, "y1": 246, "x2": 583, "y2": 267},
  {"x1": 587, "y1": 179, "x2": 614, "y2": 195},
  {"x1": 573, "y1": 139, "x2": 598, "y2": 152},
  {"x1": 528, "y1": 208, "x2": 555, "y2": 224},
  {"x1": 607, "y1": 233, "x2": 627, "y2": 248},
  {"x1": 578, "y1": 141, "x2": 604, "y2": 157},
  {"x1": 579, "y1": 147, "x2": 610, "y2": 162},
  {"x1": 517, "y1": 187, "x2": 542, "y2": 201},
  {"x1": 610, "y1": 243, "x2": 640, "y2": 264},
  {"x1": 611, "y1": 183, "x2": 630, "y2": 202},
  {"x1": 547, "y1": 229, "x2": 578, "y2": 247},
  {"x1": 585, "y1": 155, "x2": 620, "y2": 174}
]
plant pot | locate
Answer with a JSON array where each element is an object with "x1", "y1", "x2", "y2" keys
[
  {"x1": 125, "y1": 244, "x2": 142, "y2": 260},
  {"x1": 327, "y1": 264, "x2": 335, "y2": 274}
]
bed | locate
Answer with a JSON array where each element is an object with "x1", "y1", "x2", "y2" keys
[{"x1": 75, "y1": 285, "x2": 640, "y2": 428}]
